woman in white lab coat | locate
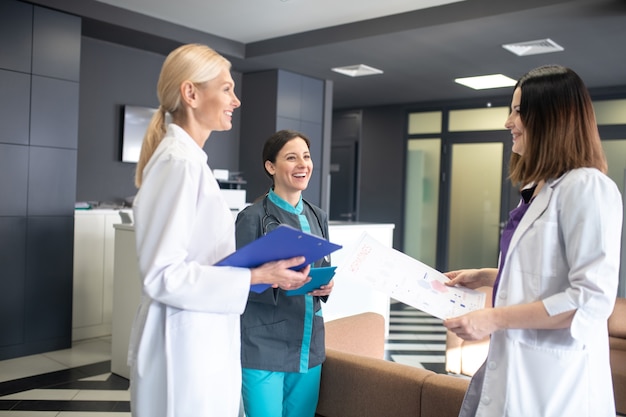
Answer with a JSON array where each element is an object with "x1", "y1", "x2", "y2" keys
[
  {"x1": 444, "y1": 65, "x2": 623, "y2": 417},
  {"x1": 128, "y1": 44, "x2": 310, "y2": 417}
]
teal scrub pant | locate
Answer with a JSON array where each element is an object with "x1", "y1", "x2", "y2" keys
[{"x1": 241, "y1": 365, "x2": 322, "y2": 417}]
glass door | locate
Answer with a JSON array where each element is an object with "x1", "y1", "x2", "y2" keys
[
  {"x1": 443, "y1": 106, "x2": 511, "y2": 272},
  {"x1": 446, "y1": 142, "x2": 503, "y2": 271}
]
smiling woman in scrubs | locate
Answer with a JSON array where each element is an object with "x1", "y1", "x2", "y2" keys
[
  {"x1": 443, "y1": 65, "x2": 622, "y2": 417},
  {"x1": 128, "y1": 44, "x2": 310, "y2": 417},
  {"x1": 235, "y1": 130, "x2": 333, "y2": 417}
]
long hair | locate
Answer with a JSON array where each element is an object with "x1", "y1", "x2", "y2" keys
[
  {"x1": 508, "y1": 65, "x2": 607, "y2": 186},
  {"x1": 134, "y1": 44, "x2": 231, "y2": 187}
]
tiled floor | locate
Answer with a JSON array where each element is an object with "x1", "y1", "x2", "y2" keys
[
  {"x1": 0, "y1": 337, "x2": 130, "y2": 416},
  {"x1": 1, "y1": 304, "x2": 622, "y2": 416},
  {"x1": 0, "y1": 302, "x2": 446, "y2": 416}
]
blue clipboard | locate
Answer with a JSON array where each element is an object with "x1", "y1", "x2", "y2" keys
[
  {"x1": 286, "y1": 266, "x2": 336, "y2": 296},
  {"x1": 216, "y1": 224, "x2": 342, "y2": 293}
]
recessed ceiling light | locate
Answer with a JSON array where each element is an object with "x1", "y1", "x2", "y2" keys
[
  {"x1": 454, "y1": 74, "x2": 517, "y2": 90},
  {"x1": 331, "y1": 64, "x2": 383, "y2": 77},
  {"x1": 502, "y1": 38, "x2": 564, "y2": 56}
]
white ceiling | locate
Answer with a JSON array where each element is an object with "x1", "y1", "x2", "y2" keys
[{"x1": 93, "y1": 0, "x2": 464, "y2": 43}]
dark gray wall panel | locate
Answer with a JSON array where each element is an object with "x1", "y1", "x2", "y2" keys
[
  {"x1": 32, "y1": 6, "x2": 81, "y2": 81},
  {"x1": 0, "y1": 144, "x2": 29, "y2": 216},
  {"x1": 275, "y1": 116, "x2": 300, "y2": 131},
  {"x1": 0, "y1": 0, "x2": 32, "y2": 73},
  {"x1": 0, "y1": 70, "x2": 31, "y2": 146},
  {"x1": 24, "y1": 216, "x2": 73, "y2": 344},
  {"x1": 28, "y1": 147, "x2": 77, "y2": 216},
  {"x1": 0, "y1": 217, "x2": 26, "y2": 348},
  {"x1": 240, "y1": 71, "x2": 278, "y2": 202},
  {"x1": 301, "y1": 76, "x2": 324, "y2": 123},
  {"x1": 76, "y1": 37, "x2": 162, "y2": 203},
  {"x1": 241, "y1": 69, "x2": 328, "y2": 205},
  {"x1": 0, "y1": 1, "x2": 80, "y2": 361},
  {"x1": 300, "y1": 121, "x2": 323, "y2": 207},
  {"x1": 276, "y1": 70, "x2": 301, "y2": 120},
  {"x1": 205, "y1": 70, "x2": 243, "y2": 173},
  {"x1": 30, "y1": 76, "x2": 79, "y2": 149},
  {"x1": 360, "y1": 106, "x2": 406, "y2": 248}
]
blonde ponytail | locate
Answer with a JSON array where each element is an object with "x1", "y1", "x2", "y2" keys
[{"x1": 134, "y1": 106, "x2": 167, "y2": 188}]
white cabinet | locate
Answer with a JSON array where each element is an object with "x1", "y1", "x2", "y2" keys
[
  {"x1": 72, "y1": 210, "x2": 131, "y2": 341},
  {"x1": 75, "y1": 191, "x2": 241, "y2": 345},
  {"x1": 111, "y1": 225, "x2": 141, "y2": 378}
]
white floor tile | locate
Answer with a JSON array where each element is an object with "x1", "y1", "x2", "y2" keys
[
  {"x1": 0, "y1": 354, "x2": 68, "y2": 383},
  {"x1": 385, "y1": 343, "x2": 446, "y2": 351},
  {"x1": 388, "y1": 324, "x2": 447, "y2": 332},
  {"x1": 42, "y1": 338, "x2": 112, "y2": 369},
  {"x1": 0, "y1": 388, "x2": 79, "y2": 401},
  {"x1": 389, "y1": 310, "x2": 431, "y2": 317},
  {"x1": 390, "y1": 317, "x2": 443, "y2": 324},
  {"x1": 391, "y1": 354, "x2": 446, "y2": 366},
  {"x1": 386, "y1": 333, "x2": 447, "y2": 341},
  {"x1": 72, "y1": 389, "x2": 130, "y2": 401}
]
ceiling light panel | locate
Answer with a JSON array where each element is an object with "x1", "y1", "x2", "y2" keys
[{"x1": 455, "y1": 74, "x2": 517, "y2": 90}]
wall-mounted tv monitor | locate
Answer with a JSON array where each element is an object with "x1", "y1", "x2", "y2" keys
[{"x1": 121, "y1": 105, "x2": 158, "y2": 163}]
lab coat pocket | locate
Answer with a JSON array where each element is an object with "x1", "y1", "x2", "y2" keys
[
  {"x1": 507, "y1": 339, "x2": 589, "y2": 417},
  {"x1": 168, "y1": 311, "x2": 235, "y2": 376}
]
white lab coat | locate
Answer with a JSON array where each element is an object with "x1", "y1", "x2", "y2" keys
[
  {"x1": 460, "y1": 168, "x2": 623, "y2": 417},
  {"x1": 128, "y1": 124, "x2": 251, "y2": 417}
]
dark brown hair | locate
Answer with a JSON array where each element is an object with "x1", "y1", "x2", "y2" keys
[{"x1": 508, "y1": 65, "x2": 607, "y2": 186}]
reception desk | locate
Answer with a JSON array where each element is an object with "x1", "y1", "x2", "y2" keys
[{"x1": 111, "y1": 222, "x2": 394, "y2": 379}]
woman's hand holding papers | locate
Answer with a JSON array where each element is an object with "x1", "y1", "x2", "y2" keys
[
  {"x1": 443, "y1": 268, "x2": 498, "y2": 341},
  {"x1": 443, "y1": 268, "x2": 497, "y2": 289},
  {"x1": 443, "y1": 308, "x2": 497, "y2": 341},
  {"x1": 250, "y1": 257, "x2": 311, "y2": 290}
]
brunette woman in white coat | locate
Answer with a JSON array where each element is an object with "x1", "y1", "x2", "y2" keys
[
  {"x1": 443, "y1": 65, "x2": 622, "y2": 417},
  {"x1": 129, "y1": 44, "x2": 310, "y2": 417}
]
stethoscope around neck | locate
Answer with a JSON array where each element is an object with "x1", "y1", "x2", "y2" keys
[{"x1": 261, "y1": 195, "x2": 324, "y2": 237}]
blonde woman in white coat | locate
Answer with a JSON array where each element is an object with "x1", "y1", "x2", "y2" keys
[
  {"x1": 444, "y1": 65, "x2": 623, "y2": 417},
  {"x1": 129, "y1": 44, "x2": 310, "y2": 417}
]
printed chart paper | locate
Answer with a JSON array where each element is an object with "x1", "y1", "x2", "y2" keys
[{"x1": 334, "y1": 232, "x2": 486, "y2": 319}]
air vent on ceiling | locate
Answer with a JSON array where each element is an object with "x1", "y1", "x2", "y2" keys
[
  {"x1": 331, "y1": 64, "x2": 383, "y2": 77},
  {"x1": 502, "y1": 38, "x2": 564, "y2": 56}
]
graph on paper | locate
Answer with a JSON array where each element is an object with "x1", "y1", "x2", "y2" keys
[{"x1": 334, "y1": 232, "x2": 485, "y2": 319}]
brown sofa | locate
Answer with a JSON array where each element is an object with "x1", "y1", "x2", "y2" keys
[{"x1": 318, "y1": 312, "x2": 469, "y2": 417}]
